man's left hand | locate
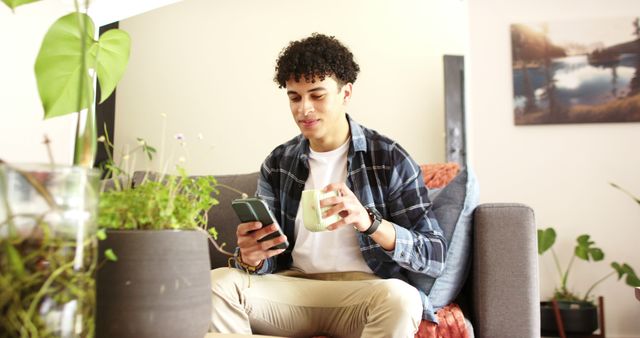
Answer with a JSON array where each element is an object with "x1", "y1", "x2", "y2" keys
[{"x1": 320, "y1": 183, "x2": 371, "y2": 232}]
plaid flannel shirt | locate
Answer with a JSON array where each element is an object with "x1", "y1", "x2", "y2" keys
[{"x1": 241, "y1": 114, "x2": 447, "y2": 321}]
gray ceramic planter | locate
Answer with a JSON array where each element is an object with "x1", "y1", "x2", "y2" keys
[{"x1": 96, "y1": 230, "x2": 211, "y2": 338}]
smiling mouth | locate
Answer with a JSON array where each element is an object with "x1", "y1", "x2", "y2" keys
[{"x1": 300, "y1": 119, "x2": 319, "y2": 128}]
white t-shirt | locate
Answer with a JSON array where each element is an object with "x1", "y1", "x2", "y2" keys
[{"x1": 291, "y1": 138, "x2": 373, "y2": 274}]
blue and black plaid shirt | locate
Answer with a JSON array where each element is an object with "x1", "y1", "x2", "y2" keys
[{"x1": 250, "y1": 114, "x2": 447, "y2": 321}]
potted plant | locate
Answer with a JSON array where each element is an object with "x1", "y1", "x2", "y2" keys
[
  {"x1": 94, "y1": 131, "x2": 233, "y2": 338},
  {"x1": 1, "y1": 1, "x2": 129, "y2": 337},
  {"x1": 537, "y1": 227, "x2": 640, "y2": 335}
]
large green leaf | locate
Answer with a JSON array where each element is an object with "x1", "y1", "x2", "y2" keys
[
  {"x1": 94, "y1": 29, "x2": 130, "y2": 103},
  {"x1": 537, "y1": 228, "x2": 556, "y2": 255},
  {"x1": 1, "y1": 0, "x2": 39, "y2": 10},
  {"x1": 34, "y1": 12, "x2": 96, "y2": 119}
]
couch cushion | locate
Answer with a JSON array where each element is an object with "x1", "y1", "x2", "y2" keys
[{"x1": 424, "y1": 167, "x2": 479, "y2": 309}]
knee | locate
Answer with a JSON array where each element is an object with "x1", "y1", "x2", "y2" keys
[
  {"x1": 372, "y1": 279, "x2": 422, "y2": 319},
  {"x1": 210, "y1": 267, "x2": 245, "y2": 292}
]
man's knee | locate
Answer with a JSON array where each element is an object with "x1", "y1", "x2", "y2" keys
[
  {"x1": 211, "y1": 267, "x2": 246, "y2": 292},
  {"x1": 371, "y1": 279, "x2": 422, "y2": 319}
]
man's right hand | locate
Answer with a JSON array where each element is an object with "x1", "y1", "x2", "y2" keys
[{"x1": 236, "y1": 221, "x2": 287, "y2": 267}]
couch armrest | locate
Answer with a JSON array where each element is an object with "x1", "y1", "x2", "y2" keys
[{"x1": 472, "y1": 203, "x2": 539, "y2": 338}]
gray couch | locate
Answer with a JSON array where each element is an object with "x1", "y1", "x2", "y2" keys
[{"x1": 207, "y1": 172, "x2": 540, "y2": 338}]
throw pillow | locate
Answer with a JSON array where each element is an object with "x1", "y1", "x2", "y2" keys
[
  {"x1": 422, "y1": 166, "x2": 479, "y2": 309},
  {"x1": 420, "y1": 163, "x2": 461, "y2": 189}
]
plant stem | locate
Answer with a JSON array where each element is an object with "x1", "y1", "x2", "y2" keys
[
  {"x1": 562, "y1": 254, "x2": 576, "y2": 292},
  {"x1": 610, "y1": 182, "x2": 640, "y2": 205},
  {"x1": 216, "y1": 183, "x2": 249, "y2": 199},
  {"x1": 26, "y1": 260, "x2": 75, "y2": 322},
  {"x1": 194, "y1": 226, "x2": 233, "y2": 257},
  {"x1": 584, "y1": 270, "x2": 616, "y2": 301}
]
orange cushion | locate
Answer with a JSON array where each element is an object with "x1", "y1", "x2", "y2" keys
[
  {"x1": 420, "y1": 163, "x2": 461, "y2": 189},
  {"x1": 416, "y1": 303, "x2": 470, "y2": 338},
  {"x1": 311, "y1": 303, "x2": 469, "y2": 338}
]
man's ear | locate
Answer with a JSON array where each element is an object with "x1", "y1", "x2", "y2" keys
[{"x1": 341, "y1": 83, "x2": 353, "y2": 104}]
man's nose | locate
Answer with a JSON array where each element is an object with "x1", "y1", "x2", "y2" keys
[{"x1": 297, "y1": 97, "x2": 313, "y2": 115}]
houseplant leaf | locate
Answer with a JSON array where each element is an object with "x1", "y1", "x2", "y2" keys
[
  {"x1": 575, "y1": 234, "x2": 603, "y2": 261},
  {"x1": 537, "y1": 228, "x2": 556, "y2": 254},
  {"x1": 612, "y1": 262, "x2": 640, "y2": 286},
  {"x1": 93, "y1": 28, "x2": 131, "y2": 103},
  {"x1": 35, "y1": 12, "x2": 96, "y2": 119},
  {"x1": 1, "y1": 0, "x2": 39, "y2": 10}
]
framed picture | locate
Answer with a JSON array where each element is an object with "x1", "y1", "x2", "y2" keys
[{"x1": 511, "y1": 17, "x2": 640, "y2": 125}]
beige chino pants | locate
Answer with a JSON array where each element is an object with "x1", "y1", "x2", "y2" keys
[{"x1": 210, "y1": 267, "x2": 422, "y2": 338}]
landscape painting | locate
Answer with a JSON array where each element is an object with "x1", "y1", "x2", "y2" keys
[{"x1": 511, "y1": 17, "x2": 640, "y2": 125}]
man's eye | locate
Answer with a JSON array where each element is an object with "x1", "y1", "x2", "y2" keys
[
  {"x1": 289, "y1": 97, "x2": 301, "y2": 102},
  {"x1": 312, "y1": 95, "x2": 325, "y2": 100}
]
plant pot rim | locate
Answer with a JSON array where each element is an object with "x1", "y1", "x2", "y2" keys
[{"x1": 541, "y1": 300, "x2": 597, "y2": 308}]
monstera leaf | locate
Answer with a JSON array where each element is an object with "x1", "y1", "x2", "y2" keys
[
  {"x1": 612, "y1": 262, "x2": 640, "y2": 287},
  {"x1": 575, "y1": 234, "x2": 604, "y2": 262}
]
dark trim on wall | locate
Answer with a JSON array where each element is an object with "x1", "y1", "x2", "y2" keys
[
  {"x1": 443, "y1": 55, "x2": 467, "y2": 168},
  {"x1": 94, "y1": 21, "x2": 119, "y2": 170}
]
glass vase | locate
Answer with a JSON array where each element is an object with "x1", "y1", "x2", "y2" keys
[{"x1": 0, "y1": 164, "x2": 99, "y2": 338}]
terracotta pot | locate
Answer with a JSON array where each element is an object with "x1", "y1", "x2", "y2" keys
[
  {"x1": 540, "y1": 300, "x2": 598, "y2": 335},
  {"x1": 96, "y1": 230, "x2": 211, "y2": 338}
]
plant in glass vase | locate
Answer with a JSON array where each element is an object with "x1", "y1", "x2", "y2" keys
[{"x1": 0, "y1": 1, "x2": 130, "y2": 337}]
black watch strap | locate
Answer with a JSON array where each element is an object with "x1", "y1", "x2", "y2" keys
[{"x1": 362, "y1": 207, "x2": 382, "y2": 235}]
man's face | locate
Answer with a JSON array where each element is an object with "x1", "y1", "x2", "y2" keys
[{"x1": 285, "y1": 75, "x2": 352, "y2": 151}]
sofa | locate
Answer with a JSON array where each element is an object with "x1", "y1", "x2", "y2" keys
[{"x1": 205, "y1": 171, "x2": 540, "y2": 338}]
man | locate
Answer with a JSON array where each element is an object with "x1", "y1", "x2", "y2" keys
[{"x1": 211, "y1": 33, "x2": 447, "y2": 338}]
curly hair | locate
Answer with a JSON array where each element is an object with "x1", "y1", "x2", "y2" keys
[{"x1": 274, "y1": 33, "x2": 360, "y2": 88}]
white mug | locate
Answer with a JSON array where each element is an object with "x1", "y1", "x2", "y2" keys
[{"x1": 301, "y1": 189, "x2": 341, "y2": 232}]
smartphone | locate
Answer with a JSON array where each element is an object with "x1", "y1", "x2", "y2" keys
[{"x1": 231, "y1": 197, "x2": 288, "y2": 250}]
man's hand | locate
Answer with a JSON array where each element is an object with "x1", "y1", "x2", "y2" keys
[
  {"x1": 320, "y1": 183, "x2": 372, "y2": 232},
  {"x1": 236, "y1": 221, "x2": 287, "y2": 267}
]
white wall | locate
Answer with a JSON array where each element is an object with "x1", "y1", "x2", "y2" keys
[
  {"x1": 115, "y1": 0, "x2": 468, "y2": 175},
  {"x1": 0, "y1": 1, "x2": 77, "y2": 164},
  {"x1": 467, "y1": 1, "x2": 640, "y2": 337}
]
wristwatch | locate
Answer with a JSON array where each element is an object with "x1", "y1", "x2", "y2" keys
[{"x1": 361, "y1": 206, "x2": 382, "y2": 235}]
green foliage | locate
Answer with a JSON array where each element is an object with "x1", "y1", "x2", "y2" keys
[
  {"x1": 104, "y1": 248, "x2": 118, "y2": 262},
  {"x1": 574, "y1": 235, "x2": 604, "y2": 261},
  {"x1": 538, "y1": 227, "x2": 640, "y2": 304},
  {"x1": 0, "y1": 165, "x2": 98, "y2": 337},
  {"x1": 97, "y1": 133, "x2": 220, "y2": 232},
  {"x1": 98, "y1": 172, "x2": 219, "y2": 231}
]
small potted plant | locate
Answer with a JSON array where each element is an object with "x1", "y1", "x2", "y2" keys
[
  {"x1": 94, "y1": 130, "x2": 233, "y2": 338},
  {"x1": 537, "y1": 227, "x2": 640, "y2": 335}
]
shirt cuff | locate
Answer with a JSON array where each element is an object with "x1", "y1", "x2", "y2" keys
[
  {"x1": 233, "y1": 247, "x2": 271, "y2": 274},
  {"x1": 382, "y1": 223, "x2": 414, "y2": 264}
]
